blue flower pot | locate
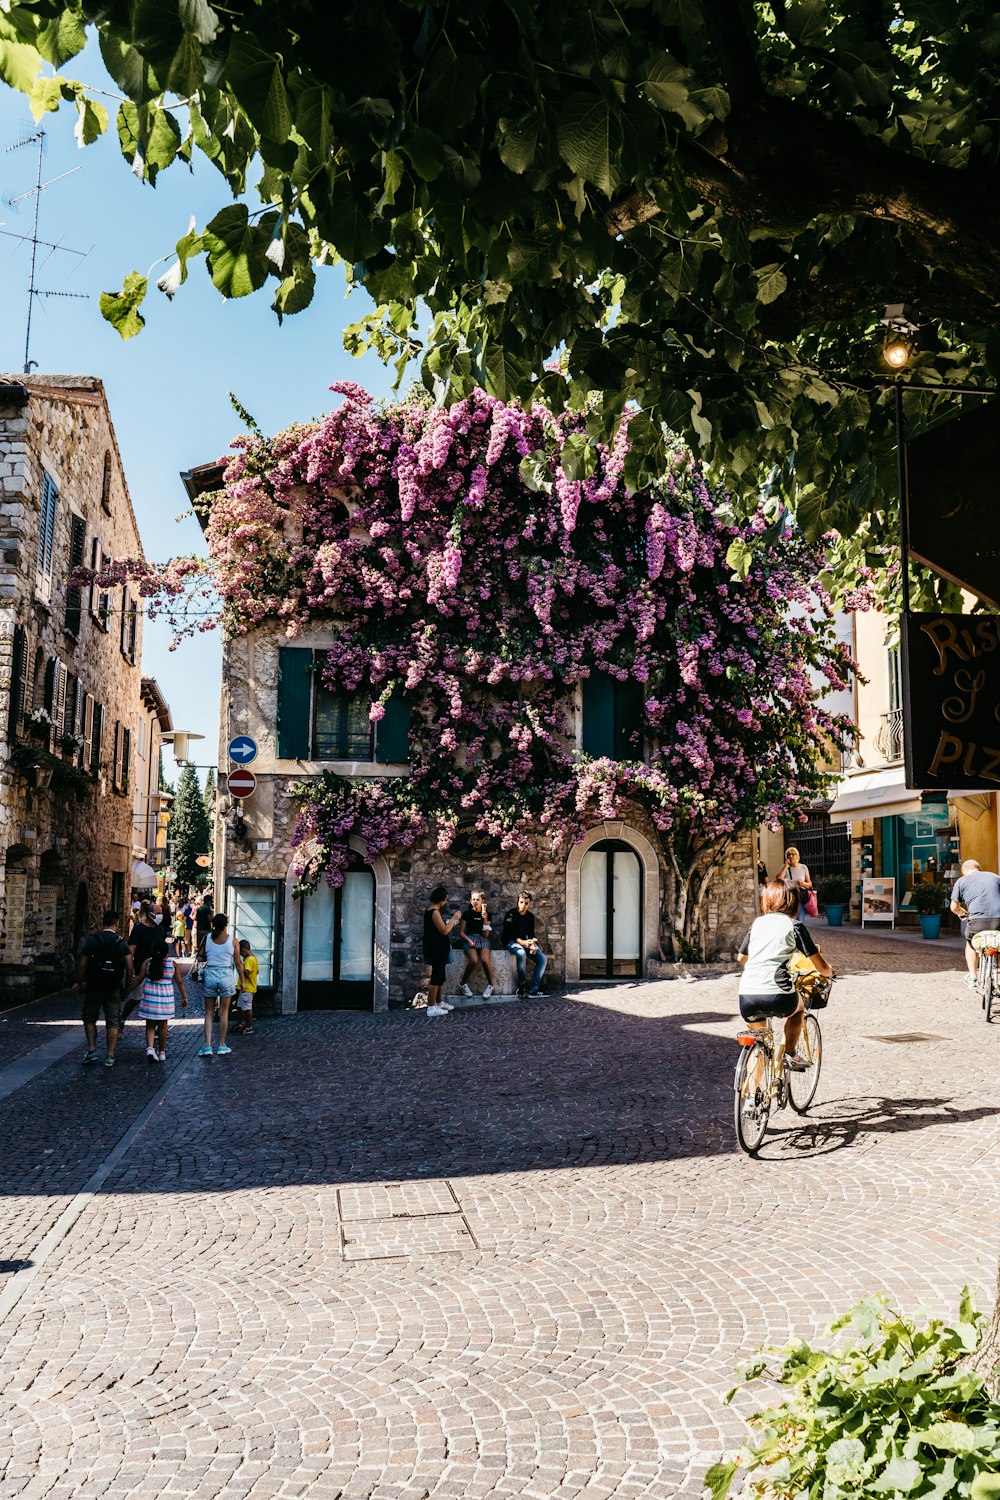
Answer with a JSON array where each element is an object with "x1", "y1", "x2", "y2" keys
[
  {"x1": 824, "y1": 904, "x2": 846, "y2": 926},
  {"x1": 919, "y1": 913, "x2": 942, "y2": 940}
]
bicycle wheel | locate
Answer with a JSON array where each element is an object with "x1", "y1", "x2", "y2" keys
[
  {"x1": 986, "y1": 955, "x2": 997, "y2": 1023},
  {"x1": 734, "y1": 1043, "x2": 771, "y2": 1154},
  {"x1": 788, "y1": 1013, "x2": 822, "y2": 1112}
]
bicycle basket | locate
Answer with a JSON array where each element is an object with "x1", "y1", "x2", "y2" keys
[
  {"x1": 971, "y1": 929, "x2": 1000, "y2": 953},
  {"x1": 796, "y1": 972, "x2": 832, "y2": 1009}
]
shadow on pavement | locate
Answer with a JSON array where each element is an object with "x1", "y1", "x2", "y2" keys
[{"x1": 0, "y1": 980, "x2": 990, "y2": 1196}]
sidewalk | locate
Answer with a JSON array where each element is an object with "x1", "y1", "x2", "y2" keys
[{"x1": 802, "y1": 916, "x2": 964, "y2": 951}]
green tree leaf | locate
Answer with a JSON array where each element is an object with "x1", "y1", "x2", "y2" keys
[
  {"x1": 971, "y1": 1476, "x2": 1000, "y2": 1500},
  {"x1": 556, "y1": 94, "x2": 621, "y2": 197},
  {"x1": 0, "y1": 33, "x2": 41, "y2": 93},
  {"x1": 755, "y1": 263, "x2": 788, "y2": 304},
  {"x1": 702, "y1": 1461, "x2": 737, "y2": 1500},
  {"x1": 99, "y1": 271, "x2": 148, "y2": 340},
  {"x1": 226, "y1": 34, "x2": 292, "y2": 143},
  {"x1": 872, "y1": 1456, "x2": 923, "y2": 1493},
  {"x1": 498, "y1": 109, "x2": 540, "y2": 174},
  {"x1": 203, "y1": 204, "x2": 270, "y2": 298},
  {"x1": 117, "y1": 99, "x2": 181, "y2": 184},
  {"x1": 74, "y1": 95, "x2": 108, "y2": 148}
]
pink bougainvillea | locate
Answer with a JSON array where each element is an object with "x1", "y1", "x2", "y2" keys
[{"x1": 84, "y1": 385, "x2": 861, "y2": 955}]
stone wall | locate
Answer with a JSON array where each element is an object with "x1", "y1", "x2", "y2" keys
[
  {"x1": 0, "y1": 377, "x2": 146, "y2": 1000},
  {"x1": 218, "y1": 626, "x2": 757, "y2": 1011}
]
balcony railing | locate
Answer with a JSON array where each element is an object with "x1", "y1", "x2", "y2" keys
[{"x1": 875, "y1": 708, "x2": 904, "y2": 763}]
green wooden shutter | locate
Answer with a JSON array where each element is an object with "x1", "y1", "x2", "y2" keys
[
  {"x1": 7, "y1": 624, "x2": 25, "y2": 741},
  {"x1": 277, "y1": 647, "x2": 312, "y2": 759},
  {"x1": 614, "y1": 679, "x2": 645, "y2": 761},
  {"x1": 43, "y1": 655, "x2": 56, "y2": 716},
  {"x1": 374, "y1": 695, "x2": 410, "y2": 763},
  {"x1": 582, "y1": 672, "x2": 616, "y2": 758}
]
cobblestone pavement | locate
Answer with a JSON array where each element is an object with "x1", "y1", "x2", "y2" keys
[{"x1": 0, "y1": 932, "x2": 997, "y2": 1499}]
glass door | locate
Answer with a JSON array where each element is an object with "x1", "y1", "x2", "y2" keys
[
  {"x1": 579, "y1": 840, "x2": 642, "y2": 979},
  {"x1": 298, "y1": 856, "x2": 375, "y2": 1010}
]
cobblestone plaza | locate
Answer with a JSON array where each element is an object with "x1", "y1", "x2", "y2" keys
[{"x1": 0, "y1": 928, "x2": 997, "y2": 1498}]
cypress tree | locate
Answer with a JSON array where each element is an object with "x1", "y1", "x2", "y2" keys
[{"x1": 170, "y1": 764, "x2": 211, "y2": 887}]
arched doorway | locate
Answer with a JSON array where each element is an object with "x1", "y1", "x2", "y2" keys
[
  {"x1": 298, "y1": 853, "x2": 375, "y2": 1010},
  {"x1": 580, "y1": 840, "x2": 643, "y2": 979}
]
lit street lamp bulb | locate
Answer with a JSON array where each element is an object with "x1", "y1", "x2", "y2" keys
[{"x1": 883, "y1": 335, "x2": 912, "y2": 369}]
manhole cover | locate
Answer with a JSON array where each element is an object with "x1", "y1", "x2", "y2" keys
[{"x1": 866, "y1": 1033, "x2": 950, "y2": 1044}]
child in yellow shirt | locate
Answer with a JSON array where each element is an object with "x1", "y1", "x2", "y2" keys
[{"x1": 232, "y1": 939, "x2": 259, "y2": 1034}]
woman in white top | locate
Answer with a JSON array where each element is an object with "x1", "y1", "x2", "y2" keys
[
  {"x1": 196, "y1": 912, "x2": 245, "y2": 1057},
  {"x1": 780, "y1": 847, "x2": 813, "y2": 906}
]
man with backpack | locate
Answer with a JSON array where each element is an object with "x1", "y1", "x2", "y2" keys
[{"x1": 75, "y1": 909, "x2": 133, "y2": 1067}]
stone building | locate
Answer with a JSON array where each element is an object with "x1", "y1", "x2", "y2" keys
[
  {"x1": 0, "y1": 376, "x2": 147, "y2": 1001},
  {"x1": 132, "y1": 677, "x2": 173, "y2": 892},
  {"x1": 182, "y1": 453, "x2": 754, "y2": 1014}
]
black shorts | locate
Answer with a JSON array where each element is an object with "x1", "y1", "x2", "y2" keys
[
  {"x1": 739, "y1": 992, "x2": 799, "y2": 1022},
  {"x1": 428, "y1": 956, "x2": 448, "y2": 986},
  {"x1": 82, "y1": 989, "x2": 121, "y2": 1028},
  {"x1": 963, "y1": 916, "x2": 1000, "y2": 941}
]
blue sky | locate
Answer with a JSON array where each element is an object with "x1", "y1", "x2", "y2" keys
[{"x1": 0, "y1": 39, "x2": 398, "y2": 779}]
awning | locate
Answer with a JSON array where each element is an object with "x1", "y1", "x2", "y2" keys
[
  {"x1": 827, "y1": 767, "x2": 924, "y2": 824},
  {"x1": 131, "y1": 860, "x2": 157, "y2": 886}
]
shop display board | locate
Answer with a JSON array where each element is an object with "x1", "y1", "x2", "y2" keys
[
  {"x1": 0, "y1": 870, "x2": 27, "y2": 963},
  {"x1": 862, "y1": 876, "x2": 896, "y2": 927}
]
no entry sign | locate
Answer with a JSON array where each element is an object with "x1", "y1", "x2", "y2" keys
[{"x1": 227, "y1": 768, "x2": 257, "y2": 799}]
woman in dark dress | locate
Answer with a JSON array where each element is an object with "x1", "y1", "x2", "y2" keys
[
  {"x1": 458, "y1": 890, "x2": 494, "y2": 999},
  {"x1": 423, "y1": 885, "x2": 461, "y2": 1017}
]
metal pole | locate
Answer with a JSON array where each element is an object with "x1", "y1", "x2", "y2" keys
[
  {"x1": 22, "y1": 132, "x2": 43, "y2": 375},
  {"x1": 895, "y1": 381, "x2": 911, "y2": 617}
]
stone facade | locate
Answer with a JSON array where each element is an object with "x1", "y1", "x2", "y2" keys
[
  {"x1": 0, "y1": 377, "x2": 147, "y2": 1001},
  {"x1": 214, "y1": 624, "x2": 756, "y2": 1015}
]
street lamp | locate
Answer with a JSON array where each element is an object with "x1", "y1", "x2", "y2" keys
[
  {"x1": 881, "y1": 303, "x2": 919, "y2": 370},
  {"x1": 162, "y1": 730, "x2": 205, "y2": 766}
]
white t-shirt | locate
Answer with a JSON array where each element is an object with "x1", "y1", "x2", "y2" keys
[
  {"x1": 738, "y1": 913, "x2": 818, "y2": 996},
  {"x1": 204, "y1": 933, "x2": 235, "y2": 970}
]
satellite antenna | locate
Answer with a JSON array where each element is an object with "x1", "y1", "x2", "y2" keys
[{"x1": 4, "y1": 128, "x2": 91, "y2": 375}]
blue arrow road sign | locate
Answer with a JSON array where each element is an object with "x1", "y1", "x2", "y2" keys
[{"x1": 228, "y1": 735, "x2": 258, "y2": 766}]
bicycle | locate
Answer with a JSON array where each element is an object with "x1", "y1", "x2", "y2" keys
[
  {"x1": 971, "y1": 930, "x2": 1000, "y2": 1023},
  {"x1": 733, "y1": 964, "x2": 830, "y2": 1155}
]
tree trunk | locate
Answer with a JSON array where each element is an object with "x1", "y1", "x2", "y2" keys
[
  {"x1": 967, "y1": 1259, "x2": 1000, "y2": 1399},
  {"x1": 665, "y1": 835, "x2": 733, "y2": 961}
]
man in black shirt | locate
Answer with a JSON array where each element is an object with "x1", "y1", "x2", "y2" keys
[
  {"x1": 76, "y1": 909, "x2": 133, "y2": 1067},
  {"x1": 502, "y1": 892, "x2": 548, "y2": 997}
]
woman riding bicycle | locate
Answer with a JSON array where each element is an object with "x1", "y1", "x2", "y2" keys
[{"x1": 737, "y1": 881, "x2": 833, "y2": 1068}]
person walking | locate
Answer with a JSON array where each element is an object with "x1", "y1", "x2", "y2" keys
[
  {"x1": 193, "y1": 894, "x2": 213, "y2": 979},
  {"x1": 423, "y1": 886, "x2": 460, "y2": 1016},
  {"x1": 458, "y1": 890, "x2": 494, "y2": 998},
  {"x1": 197, "y1": 912, "x2": 244, "y2": 1056},
  {"x1": 949, "y1": 858, "x2": 1000, "y2": 986},
  {"x1": 779, "y1": 847, "x2": 815, "y2": 916},
  {"x1": 131, "y1": 938, "x2": 187, "y2": 1062},
  {"x1": 122, "y1": 901, "x2": 162, "y2": 1025},
  {"x1": 75, "y1": 909, "x2": 133, "y2": 1067},
  {"x1": 172, "y1": 901, "x2": 188, "y2": 957}
]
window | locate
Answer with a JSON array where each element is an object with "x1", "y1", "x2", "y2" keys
[
  {"x1": 90, "y1": 701, "x2": 104, "y2": 774},
  {"x1": 88, "y1": 538, "x2": 111, "y2": 631},
  {"x1": 313, "y1": 685, "x2": 373, "y2": 760},
  {"x1": 227, "y1": 882, "x2": 278, "y2": 989},
  {"x1": 36, "y1": 469, "x2": 58, "y2": 601},
  {"x1": 7, "y1": 624, "x2": 27, "y2": 740},
  {"x1": 64, "y1": 514, "x2": 86, "y2": 636},
  {"x1": 121, "y1": 726, "x2": 131, "y2": 791},
  {"x1": 276, "y1": 646, "x2": 410, "y2": 763},
  {"x1": 121, "y1": 593, "x2": 138, "y2": 663},
  {"x1": 887, "y1": 648, "x2": 903, "y2": 713},
  {"x1": 100, "y1": 451, "x2": 112, "y2": 514},
  {"x1": 581, "y1": 672, "x2": 645, "y2": 760}
]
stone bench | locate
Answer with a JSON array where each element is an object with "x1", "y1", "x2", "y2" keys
[{"x1": 444, "y1": 945, "x2": 519, "y2": 998}]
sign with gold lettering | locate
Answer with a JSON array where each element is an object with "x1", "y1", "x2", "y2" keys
[
  {"x1": 902, "y1": 613, "x2": 1000, "y2": 789},
  {"x1": 450, "y1": 822, "x2": 504, "y2": 858}
]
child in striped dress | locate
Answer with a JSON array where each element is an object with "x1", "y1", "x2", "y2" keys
[{"x1": 134, "y1": 940, "x2": 187, "y2": 1062}]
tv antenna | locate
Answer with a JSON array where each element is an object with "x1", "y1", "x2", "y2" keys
[{"x1": 3, "y1": 128, "x2": 92, "y2": 375}]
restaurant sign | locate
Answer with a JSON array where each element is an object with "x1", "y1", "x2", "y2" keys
[
  {"x1": 450, "y1": 822, "x2": 504, "y2": 858},
  {"x1": 903, "y1": 613, "x2": 1000, "y2": 790}
]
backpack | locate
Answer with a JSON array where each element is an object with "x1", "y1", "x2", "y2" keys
[{"x1": 85, "y1": 932, "x2": 127, "y2": 991}]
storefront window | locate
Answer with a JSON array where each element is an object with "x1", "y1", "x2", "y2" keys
[
  {"x1": 883, "y1": 804, "x2": 959, "y2": 901},
  {"x1": 227, "y1": 881, "x2": 278, "y2": 988}
]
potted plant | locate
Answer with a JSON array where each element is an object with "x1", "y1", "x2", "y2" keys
[
  {"x1": 909, "y1": 879, "x2": 948, "y2": 939},
  {"x1": 817, "y1": 873, "x2": 851, "y2": 926}
]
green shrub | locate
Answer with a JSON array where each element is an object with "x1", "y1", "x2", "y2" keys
[
  {"x1": 706, "y1": 1292, "x2": 1000, "y2": 1499},
  {"x1": 909, "y1": 880, "x2": 949, "y2": 916},
  {"x1": 817, "y1": 873, "x2": 851, "y2": 906}
]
